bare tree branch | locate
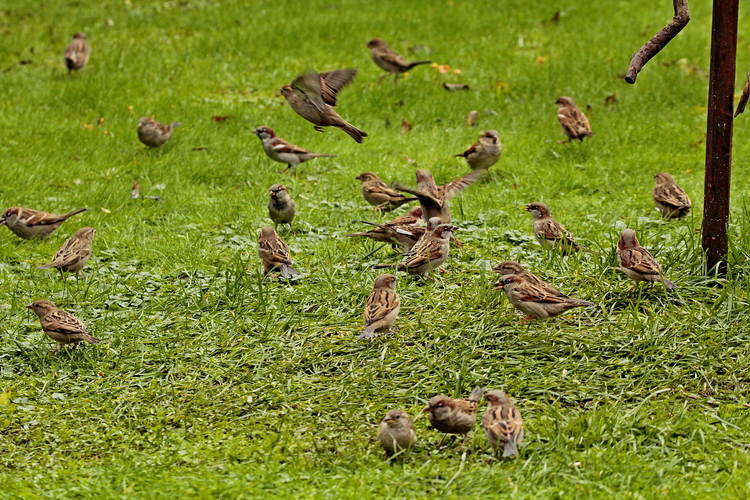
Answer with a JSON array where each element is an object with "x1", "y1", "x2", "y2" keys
[{"x1": 734, "y1": 71, "x2": 750, "y2": 117}]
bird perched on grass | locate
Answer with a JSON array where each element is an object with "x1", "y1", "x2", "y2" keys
[
  {"x1": 39, "y1": 227, "x2": 96, "y2": 274},
  {"x1": 280, "y1": 69, "x2": 367, "y2": 143},
  {"x1": 482, "y1": 391, "x2": 523, "y2": 457},
  {"x1": 377, "y1": 409, "x2": 416, "y2": 457},
  {"x1": 555, "y1": 96, "x2": 594, "y2": 143},
  {"x1": 258, "y1": 226, "x2": 300, "y2": 278},
  {"x1": 617, "y1": 229, "x2": 676, "y2": 289},
  {"x1": 524, "y1": 202, "x2": 596, "y2": 255},
  {"x1": 0, "y1": 206, "x2": 86, "y2": 240},
  {"x1": 455, "y1": 130, "x2": 502, "y2": 171},
  {"x1": 346, "y1": 213, "x2": 425, "y2": 252},
  {"x1": 138, "y1": 117, "x2": 182, "y2": 148},
  {"x1": 652, "y1": 172, "x2": 692, "y2": 218},
  {"x1": 268, "y1": 184, "x2": 296, "y2": 228},
  {"x1": 494, "y1": 275, "x2": 594, "y2": 322},
  {"x1": 359, "y1": 274, "x2": 400, "y2": 340},
  {"x1": 64, "y1": 32, "x2": 89, "y2": 73},
  {"x1": 493, "y1": 260, "x2": 567, "y2": 297},
  {"x1": 393, "y1": 169, "x2": 483, "y2": 223},
  {"x1": 355, "y1": 172, "x2": 417, "y2": 212},
  {"x1": 375, "y1": 219, "x2": 456, "y2": 278},
  {"x1": 366, "y1": 39, "x2": 431, "y2": 81},
  {"x1": 424, "y1": 387, "x2": 486, "y2": 442},
  {"x1": 252, "y1": 126, "x2": 337, "y2": 172},
  {"x1": 27, "y1": 300, "x2": 101, "y2": 355}
]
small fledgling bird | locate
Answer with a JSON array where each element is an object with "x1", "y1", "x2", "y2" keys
[
  {"x1": 26, "y1": 300, "x2": 101, "y2": 355},
  {"x1": 64, "y1": 32, "x2": 90, "y2": 73},
  {"x1": 280, "y1": 69, "x2": 367, "y2": 143},
  {"x1": 39, "y1": 227, "x2": 96, "y2": 274},
  {"x1": 394, "y1": 169, "x2": 483, "y2": 223},
  {"x1": 268, "y1": 184, "x2": 296, "y2": 228},
  {"x1": 258, "y1": 226, "x2": 300, "y2": 278},
  {"x1": 366, "y1": 39, "x2": 432, "y2": 80},
  {"x1": 482, "y1": 391, "x2": 523, "y2": 457},
  {"x1": 455, "y1": 130, "x2": 502, "y2": 171},
  {"x1": 356, "y1": 172, "x2": 417, "y2": 212},
  {"x1": 0, "y1": 207, "x2": 86, "y2": 240},
  {"x1": 494, "y1": 275, "x2": 594, "y2": 321},
  {"x1": 556, "y1": 96, "x2": 594, "y2": 143},
  {"x1": 251, "y1": 126, "x2": 337, "y2": 172},
  {"x1": 138, "y1": 117, "x2": 182, "y2": 148},
  {"x1": 359, "y1": 274, "x2": 400, "y2": 340},
  {"x1": 617, "y1": 229, "x2": 676, "y2": 289},
  {"x1": 653, "y1": 172, "x2": 692, "y2": 218},
  {"x1": 377, "y1": 409, "x2": 416, "y2": 457},
  {"x1": 424, "y1": 387, "x2": 486, "y2": 440},
  {"x1": 525, "y1": 202, "x2": 594, "y2": 254},
  {"x1": 374, "y1": 220, "x2": 456, "y2": 277},
  {"x1": 493, "y1": 260, "x2": 567, "y2": 297}
]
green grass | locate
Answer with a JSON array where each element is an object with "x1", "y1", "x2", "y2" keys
[{"x1": 2, "y1": 0, "x2": 750, "y2": 498}]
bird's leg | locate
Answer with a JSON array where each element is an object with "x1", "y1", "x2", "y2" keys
[
  {"x1": 379, "y1": 73, "x2": 389, "y2": 83},
  {"x1": 437, "y1": 267, "x2": 449, "y2": 274},
  {"x1": 520, "y1": 315, "x2": 536, "y2": 325}
]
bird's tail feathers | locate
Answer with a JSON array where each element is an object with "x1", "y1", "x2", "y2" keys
[
  {"x1": 503, "y1": 440, "x2": 517, "y2": 457},
  {"x1": 280, "y1": 264, "x2": 301, "y2": 278},
  {"x1": 407, "y1": 60, "x2": 432, "y2": 69},
  {"x1": 469, "y1": 387, "x2": 486, "y2": 402},
  {"x1": 358, "y1": 325, "x2": 376, "y2": 340}
]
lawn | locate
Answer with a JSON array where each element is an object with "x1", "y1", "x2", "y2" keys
[{"x1": 2, "y1": 0, "x2": 750, "y2": 498}]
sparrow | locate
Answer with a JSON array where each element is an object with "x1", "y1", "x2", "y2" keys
[
  {"x1": 374, "y1": 219, "x2": 456, "y2": 277},
  {"x1": 355, "y1": 172, "x2": 417, "y2": 212},
  {"x1": 494, "y1": 275, "x2": 594, "y2": 321},
  {"x1": 377, "y1": 409, "x2": 416, "y2": 457},
  {"x1": 393, "y1": 169, "x2": 483, "y2": 223},
  {"x1": 64, "y1": 32, "x2": 90, "y2": 73},
  {"x1": 280, "y1": 69, "x2": 367, "y2": 143},
  {"x1": 455, "y1": 130, "x2": 502, "y2": 170},
  {"x1": 366, "y1": 39, "x2": 431, "y2": 80},
  {"x1": 345, "y1": 207, "x2": 424, "y2": 250},
  {"x1": 268, "y1": 184, "x2": 296, "y2": 228},
  {"x1": 251, "y1": 126, "x2": 337, "y2": 172},
  {"x1": 556, "y1": 96, "x2": 594, "y2": 143},
  {"x1": 26, "y1": 300, "x2": 101, "y2": 355},
  {"x1": 653, "y1": 172, "x2": 692, "y2": 218},
  {"x1": 524, "y1": 202, "x2": 595, "y2": 254},
  {"x1": 617, "y1": 229, "x2": 676, "y2": 289},
  {"x1": 258, "y1": 226, "x2": 300, "y2": 278},
  {"x1": 482, "y1": 390, "x2": 523, "y2": 457},
  {"x1": 138, "y1": 117, "x2": 182, "y2": 148},
  {"x1": 38, "y1": 227, "x2": 96, "y2": 274},
  {"x1": 424, "y1": 387, "x2": 486, "y2": 440},
  {"x1": 493, "y1": 260, "x2": 567, "y2": 297},
  {"x1": 359, "y1": 274, "x2": 400, "y2": 340},
  {"x1": 0, "y1": 206, "x2": 86, "y2": 240}
]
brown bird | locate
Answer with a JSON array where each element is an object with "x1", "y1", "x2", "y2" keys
[
  {"x1": 424, "y1": 387, "x2": 486, "y2": 441},
  {"x1": 366, "y1": 39, "x2": 431, "y2": 80},
  {"x1": 374, "y1": 219, "x2": 456, "y2": 278},
  {"x1": 493, "y1": 260, "x2": 567, "y2": 297},
  {"x1": 252, "y1": 126, "x2": 337, "y2": 172},
  {"x1": 653, "y1": 172, "x2": 692, "y2": 218},
  {"x1": 39, "y1": 227, "x2": 96, "y2": 274},
  {"x1": 280, "y1": 69, "x2": 367, "y2": 143},
  {"x1": 0, "y1": 206, "x2": 86, "y2": 240},
  {"x1": 455, "y1": 130, "x2": 502, "y2": 170},
  {"x1": 482, "y1": 390, "x2": 524, "y2": 457},
  {"x1": 394, "y1": 169, "x2": 483, "y2": 223},
  {"x1": 524, "y1": 202, "x2": 597, "y2": 255},
  {"x1": 556, "y1": 96, "x2": 594, "y2": 143},
  {"x1": 494, "y1": 275, "x2": 594, "y2": 321},
  {"x1": 27, "y1": 300, "x2": 101, "y2": 355},
  {"x1": 258, "y1": 226, "x2": 300, "y2": 278},
  {"x1": 359, "y1": 274, "x2": 400, "y2": 340},
  {"x1": 64, "y1": 32, "x2": 90, "y2": 73},
  {"x1": 377, "y1": 409, "x2": 416, "y2": 457},
  {"x1": 138, "y1": 117, "x2": 182, "y2": 148},
  {"x1": 268, "y1": 184, "x2": 296, "y2": 228},
  {"x1": 355, "y1": 172, "x2": 417, "y2": 212},
  {"x1": 345, "y1": 207, "x2": 424, "y2": 251},
  {"x1": 617, "y1": 229, "x2": 676, "y2": 289}
]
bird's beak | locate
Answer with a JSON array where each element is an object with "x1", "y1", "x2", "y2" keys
[
  {"x1": 523, "y1": 205, "x2": 532, "y2": 211},
  {"x1": 0, "y1": 219, "x2": 5, "y2": 226},
  {"x1": 492, "y1": 280, "x2": 504, "y2": 290},
  {"x1": 26, "y1": 304, "x2": 33, "y2": 309},
  {"x1": 383, "y1": 416, "x2": 395, "y2": 423},
  {"x1": 451, "y1": 226, "x2": 459, "y2": 232},
  {"x1": 422, "y1": 406, "x2": 433, "y2": 413}
]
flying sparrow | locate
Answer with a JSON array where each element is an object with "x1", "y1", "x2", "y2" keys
[
  {"x1": 268, "y1": 184, "x2": 296, "y2": 228},
  {"x1": 374, "y1": 219, "x2": 456, "y2": 278},
  {"x1": 26, "y1": 300, "x2": 101, "y2": 355},
  {"x1": 493, "y1": 260, "x2": 567, "y2": 297},
  {"x1": 0, "y1": 206, "x2": 86, "y2": 240},
  {"x1": 366, "y1": 39, "x2": 431, "y2": 80},
  {"x1": 251, "y1": 126, "x2": 337, "y2": 172},
  {"x1": 455, "y1": 130, "x2": 502, "y2": 170},
  {"x1": 524, "y1": 202, "x2": 596, "y2": 254},
  {"x1": 356, "y1": 172, "x2": 417, "y2": 212},
  {"x1": 617, "y1": 229, "x2": 676, "y2": 289},
  {"x1": 258, "y1": 226, "x2": 300, "y2": 278},
  {"x1": 359, "y1": 274, "x2": 400, "y2": 340},
  {"x1": 38, "y1": 227, "x2": 96, "y2": 274},
  {"x1": 394, "y1": 169, "x2": 483, "y2": 223},
  {"x1": 377, "y1": 409, "x2": 416, "y2": 457},
  {"x1": 64, "y1": 32, "x2": 90, "y2": 73},
  {"x1": 138, "y1": 117, "x2": 182, "y2": 148},
  {"x1": 482, "y1": 390, "x2": 523, "y2": 457},
  {"x1": 280, "y1": 69, "x2": 367, "y2": 143},
  {"x1": 653, "y1": 172, "x2": 692, "y2": 218},
  {"x1": 424, "y1": 387, "x2": 486, "y2": 440},
  {"x1": 556, "y1": 96, "x2": 594, "y2": 143},
  {"x1": 494, "y1": 275, "x2": 594, "y2": 321}
]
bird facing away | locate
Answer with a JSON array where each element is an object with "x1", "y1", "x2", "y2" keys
[
  {"x1": 494, "y1": 274, "x2": 594, "y2": 321},
  {"x1": 653, "y1": 172, "x2": 692, "y2": 218},
  {"x1": 493, "y1": 260, "x2": 567, "y2": 297},
  {"x1": 0, "y1": 206, "x2": 86, "y2": 240},
  {"x1": 359, "y1": 274, "x2": 400, "y2": 340},
  {"x1": 377, "y1": 409, "x2": 416, "y2": 457},
  {"x1": 393, "y1": 169, "x2": 483, "y2": 223},
  {"x1": 252, "y1": 126, "x2": 337, "y2": 172},
  {"x1": 64, "y1": 32, "x2": 90, "y2": 73},
  {"x1": 556, "y1": 96, "x2": 594, "y2": 143},
  {"x1": 424, "y1": 387, "x2": 486, "y2": 439},
  {"x1": 524, "y1": 202, "x2": 595, "y2": 255},
  {"x1": 455, "y1": 130, "x2": 502, "y2": 170},
  {"x1": 355, "y1": 172, "x2": 417, "y2": 212},
  {"x1": 366, "y1": 39, "x2": 432, "y2": 80},
  {"x1": 482, "y1": 390, "x2": 524, "y2": 457},
  {"x1": 617, "y1": 229, "x2": 676, "y2": 289},
  {"x1": 268, "y1": 184, "x2": 296, "y2": 228},
  {"x1": 258, "y1": 226, "x2": 301, "y2": 278},
  {"x1": 280, "y1": 69, "x2": 367, "y2": 143},
  {"x1": 27, "y1": 300, "x2": 101, "y2": 355},
  {"x1": 39, "y1": 227, "x2": 96, "y2": 274},
  {"x1": 138, "y1": 117, "x2": 182, "y2": 148}
]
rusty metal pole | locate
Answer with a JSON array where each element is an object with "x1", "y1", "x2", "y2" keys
[{"x1": 703, "y1": 0, "x2": 738, "y2": 274}]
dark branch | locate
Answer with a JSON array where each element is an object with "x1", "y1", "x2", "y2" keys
[
  {"x1": 734, "y1": 71, "x2": 750, "y2": 117},
  {"x1": 625, "y1": 0, "x2": 690, "y2": 84}
]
